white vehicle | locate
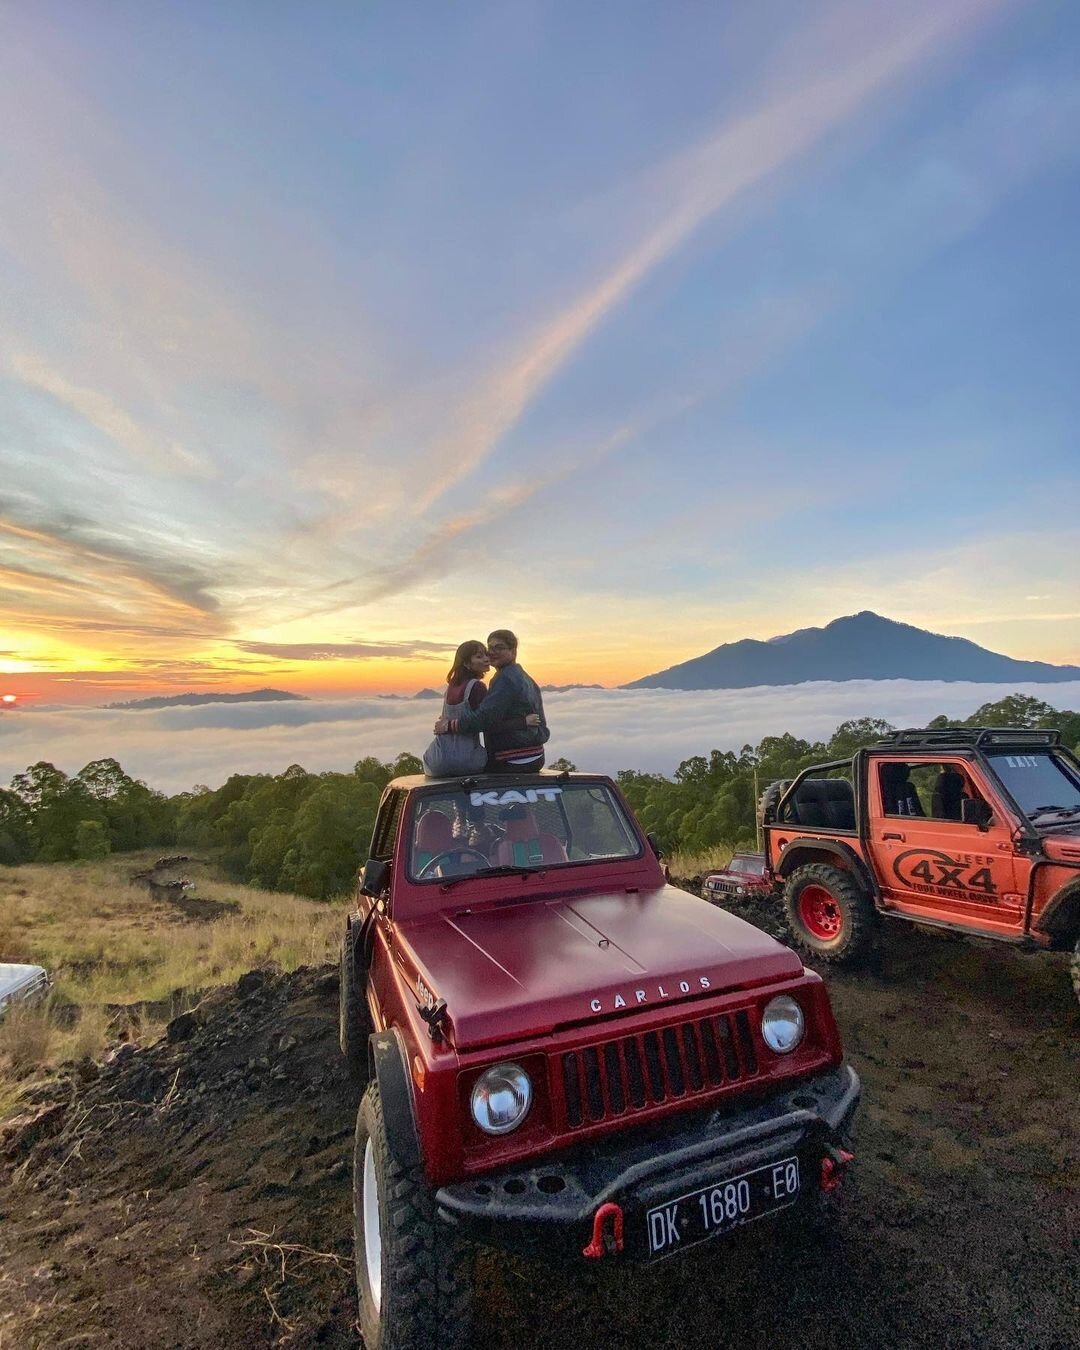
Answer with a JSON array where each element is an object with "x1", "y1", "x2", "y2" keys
[{"x1": 0, "y1": 962, "x2": 51, "y2": 1015}]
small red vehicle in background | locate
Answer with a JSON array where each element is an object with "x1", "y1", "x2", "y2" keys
[
  {"x1": 704, "y1": 851, "x2": 772, "y2": 902},
  {"x1": 340, "y1": 770, "x2": 860, "y2": 1350}
]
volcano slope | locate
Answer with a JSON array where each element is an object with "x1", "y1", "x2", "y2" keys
[{"x1": 0, "y1": 915, "x2": 1077, "y2": 1350}]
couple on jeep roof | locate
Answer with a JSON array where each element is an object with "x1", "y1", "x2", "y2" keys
[{"x1": 423, "y1": 629, "x2": 549, "y2": 777}]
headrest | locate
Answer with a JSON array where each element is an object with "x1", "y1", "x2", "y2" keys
[
  {"x1": 502, "y1": 808, "x2": 539, "y2": 839},
  {"x1": 796, "y1": 778, "x2": 853, "y2": 802},
  {"x1": 416, "y1": 811, "x2": 454, "y2": 851}
]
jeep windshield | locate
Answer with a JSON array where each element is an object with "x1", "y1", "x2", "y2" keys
[
  {"x1": 984, "y1": 750, "x2": 1080, "y2": 821},
  {"x1": 408, "y1": 780, "x2": 642, "y2": 882}
]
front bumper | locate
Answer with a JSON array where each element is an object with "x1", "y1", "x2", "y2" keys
[{"x1": 436, "y1": 1063, "x2": 859, "y2": 1261}]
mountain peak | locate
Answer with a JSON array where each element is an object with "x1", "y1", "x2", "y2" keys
[
  {"x1": 105, "y1": 688, "x2": 308, "y2": 711},
  {"x1": 624, "y1": 613, "x2": 1080, "y2": 690}
]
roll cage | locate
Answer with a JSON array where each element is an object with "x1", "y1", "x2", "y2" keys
[{"x1": 765, "y1": 727, "x2": 1080, "y2": 848}]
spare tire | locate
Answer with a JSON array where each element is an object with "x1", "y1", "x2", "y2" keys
[{"x1": 759, "y1": 779, "x2": 790, "y2": 827}]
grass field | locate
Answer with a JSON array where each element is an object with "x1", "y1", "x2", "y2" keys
[
  {"x1": 664, "y1": 844, "x2": 735, "y2": 877},
  {"x1": 1, "y1": 843, "x2": 738, "y2": 1119},
  {"x1": 0, "y1": 853, "x2": 342, "y2": 1118}
]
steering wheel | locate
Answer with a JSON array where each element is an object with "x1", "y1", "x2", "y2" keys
[{"x1": 416, "y1": 847, "x2": 490, "y2": 879}]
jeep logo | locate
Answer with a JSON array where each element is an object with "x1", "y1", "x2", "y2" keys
[{"x1": 892, "y1": 848, "x2": 997, "y2": 896}]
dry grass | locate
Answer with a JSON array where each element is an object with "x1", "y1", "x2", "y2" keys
[
  {"x1": 0, "y1": 997, "x2": 55, "y2": 1071},
  {"x1": 665, "y1": 844, "x2": 736, "y2": 878},
  {"x1": 0, "y1": 853, "x2": 343, "y2": 1117}
]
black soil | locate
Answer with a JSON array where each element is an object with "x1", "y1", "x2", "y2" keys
[{"x1": 1, "y1": 898, "x2": 1077, "y2": 1350}]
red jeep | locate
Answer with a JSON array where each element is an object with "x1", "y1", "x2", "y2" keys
[
  {"x1": 340, "y1": 771, "x2": 859, "y2": 1350},
  {"x1": 704, "y1": 851, "x2": 772, "y2": 903},
  {"x1": 762, "y1": 728, "x2": 1080, "y2": 1005}
]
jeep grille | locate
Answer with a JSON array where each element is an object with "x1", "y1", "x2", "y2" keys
[{"x1": 559, "y1": 1009, "x2": 759, "y2": 1129}]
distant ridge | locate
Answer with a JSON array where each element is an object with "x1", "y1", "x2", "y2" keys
[
  {"x1": 624, "y1": 612, "x2": 1080, "y2": 690},
  {"x1": 106, "y1": 688, "x2": 308, "y2": 711}
]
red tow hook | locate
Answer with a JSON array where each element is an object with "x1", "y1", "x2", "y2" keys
[
  {"x1": 820, "y1": 1146, "x2": 855, "y2": 1194},
  {"x1": 582, "y1": 1202, "x2": 625, "y2": 1259}
]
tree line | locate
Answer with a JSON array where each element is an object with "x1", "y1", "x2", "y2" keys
[
  {"x1": 1, "y1": 694, "x2": 1076, "y2": 896},
  {"x1": 616, "y1": 694, "x2": 1080, "y2": 857}
]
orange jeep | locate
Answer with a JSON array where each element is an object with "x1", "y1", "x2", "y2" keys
[{"x1": 761, "y1": 728, "x2": 1080, "y2": 1007}]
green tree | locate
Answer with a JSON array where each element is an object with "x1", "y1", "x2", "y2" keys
[
  {"x1": 247, "y1": 808, "x2": 295, "y2": 890},
  {"x1": 0, "y1": 788, "x2": 32, "y2": 864},
  {"x1": 75, "y1": 819, "x2": 110, "y2": 860},
  {"x1": 280, "y1": 777, "x2": 381, "y2": 899},
  {"x1": 965, "y1": 694, "x2": 1057, "y2": 728},
  {"x1": 9, "y1": 762, "x2": 104, "y2": 861},
  {"x1": 827, "y1": 718, "x2": 896, "y2": 758}
]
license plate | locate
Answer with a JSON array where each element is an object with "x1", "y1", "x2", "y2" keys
[{"x1": 645, "y1": 1156, "x2": 800, "y2": 1259}]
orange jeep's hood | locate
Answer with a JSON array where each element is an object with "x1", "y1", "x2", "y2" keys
[
  {"x1": 1040, "y1": 834, "x2": 1080, "y2": 863},
  {"x1": 398, "y1": 885, "x2": 802, "y2": 1051}
]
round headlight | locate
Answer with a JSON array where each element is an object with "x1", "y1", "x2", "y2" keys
[
  {"x1": 736, "y1": 885, "x2": 746, "y2": 895},
  {"x1": 471, "y1": 1063, "x2": 532, "y2": 1135},
  {"x1": 761, "y1": 995, "x2": 804, "y2": 1054}
]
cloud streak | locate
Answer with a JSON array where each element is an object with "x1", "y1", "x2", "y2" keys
[
  {"x1": 0, "y1": 499, "x2": 225, "y2": 642},
  {"x1": 297, "y1": 422, "x2": 640, "y2": 618},
  {"x1": 235, "y1": 639, "x2": 457, "y2": 661},
  {"x1": 416, "y1": 0, "x2": 1012, "y2": 511}
]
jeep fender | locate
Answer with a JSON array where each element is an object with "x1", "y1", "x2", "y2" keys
[
  {"x1": 368, "y1": 1027, "x2": 421, "y2": 1170},
  {"x1": 1032, "y1": 876, "x2": 1080, "y2": 946},
  {"x1": 775, "y1": 838, "x2": 879, "y2": 902},
  {"x1": 346, "y1": 902, "x2": 380, "y2": 977}
]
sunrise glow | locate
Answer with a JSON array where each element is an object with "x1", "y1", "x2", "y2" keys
[{"x1": 0, "y1": 2, "x2": 1076, "y2": 710}]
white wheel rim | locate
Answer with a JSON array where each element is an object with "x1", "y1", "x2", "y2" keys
[{"x1": 363, "y1": 1136, "x2": 382, "y2": 1312}]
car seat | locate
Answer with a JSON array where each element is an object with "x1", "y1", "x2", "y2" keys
[
  {"x1": 931, "y1": 767, "x2": 965, "y2": 820},
  {"x1": 880, "y1": 763, "x2": 925, "y2": 817},
  {"x1": 789, "y1": 779, "x2": 856, "y2": 830},
  {"x1": 414, "y1": 811, "x2": 456, "y2": 871},
  {"x1": 490, "y1": 807, "x2": 567, "y2": 867}
]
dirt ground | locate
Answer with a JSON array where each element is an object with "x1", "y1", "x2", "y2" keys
[{"x1": 1, "y1": 897, "x2": 1077, "y2": 1350}]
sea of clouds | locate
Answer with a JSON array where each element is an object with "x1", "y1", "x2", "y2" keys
[{"x1": 3, "y1": 679, "x2": 1079, "y2": 796}]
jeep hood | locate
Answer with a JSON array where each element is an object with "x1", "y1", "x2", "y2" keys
[
  {"x1": 398, "y1": 885, "x2": 802, "y2": 1051},
  {"x1": 1040, "y1": 833, "x2": 1080, "y2": 863}
]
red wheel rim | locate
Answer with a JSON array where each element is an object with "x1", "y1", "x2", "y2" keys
[{"x1": 798, "y1": 884, "x2": 843, "y2": 941}]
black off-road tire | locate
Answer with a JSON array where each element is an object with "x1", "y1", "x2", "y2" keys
[
  {"x1": 783, "y1": 863, "x2": 876, "y2": 966},
  {"x1": 1069, "y1": 936, "x2": 1080, "y2": 1010},
  {"x1": 339, "y1": 927, "x2": 371, "y2": 1083},
  {"x1": 353, "y1": 1083, "x2": 474, "y2": 1350}
]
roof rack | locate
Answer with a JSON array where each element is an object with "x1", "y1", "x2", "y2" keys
[{"x1": 875, "y1": 727, "x2": 1061, "y2": 750}]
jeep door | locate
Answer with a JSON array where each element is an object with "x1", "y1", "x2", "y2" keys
[
  {"x1": 364, "y1": 787, "x2": 406, "y2": 1028},
  {"x1": 866, "y1": 757, "x2": 1023, "y2": 937}
]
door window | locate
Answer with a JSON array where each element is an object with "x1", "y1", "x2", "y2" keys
[{"x1": 876, "y1": 760, "x2": 989, "y2": 823}]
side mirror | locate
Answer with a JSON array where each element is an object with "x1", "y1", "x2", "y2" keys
[
  {"x1": 961, "y1": 798, "x2": 992, "y2": 829},
  {"x1": 646, "y1": 831, "x2": 664, "y2": 860},
  {"x1": 359, "y1": 858, "x2": 391, "y2": 897}
]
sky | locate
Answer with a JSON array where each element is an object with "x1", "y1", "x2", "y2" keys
[{"x1": 1, "y1": 0, "x2": 1079, "y2": 706}]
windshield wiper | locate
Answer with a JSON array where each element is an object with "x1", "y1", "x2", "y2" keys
[
  {"x1": 439, "y1": 864, "x2": 544, "y2": 891},
  {"x1": 1030, "y1": 805, "x2": 1080, "y2": 820}
]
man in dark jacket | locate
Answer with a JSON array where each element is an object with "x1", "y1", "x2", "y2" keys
[{"x1": 435, "y1": 629, "x2": 549, "y2": 772}]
